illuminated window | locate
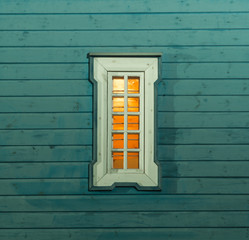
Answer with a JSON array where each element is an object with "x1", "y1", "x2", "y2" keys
[{"x1": 88, "y1": 53, "x2": 161, "y2": 190}]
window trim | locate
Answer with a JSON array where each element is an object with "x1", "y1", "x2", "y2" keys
[{"x1": 88, "y1": 53, "x2": 162, "y2": 191}]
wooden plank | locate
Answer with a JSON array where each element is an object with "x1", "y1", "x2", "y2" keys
[
  {"x1": 0, "y1": 228, "x2": 249, "y2": 240},
  {"x1": 1, "y1": 178, "x2": 249, "y2": 195},
  {"x1": 0, "y1": 211, "x2": 249, "y2": 228},
  {"x1": 2, "y1": 112, "x2": 248, "y2": 130},
  {"x1": 2, "y1": 144, "x2": 246, "y2": 163},
  {"x1": 0, "y1": 146, "x2": 92, "y2": 162},
  {"x1": 0, "y1": 80, "x2": 92, "y2": 96},
  {"x1": 0, "y1": 97, "x2": 92, "y2": 113},
  {"x1": 1, "y1": 13, "x2": 249, "y2": 30},
  {"x1": 1, "y1": 0, "x2": 249, "y2": 13},
  {"x1": 158, "y1": 145, "x2": 249, "y2": 161},
  {"x1": 158, "y1": 128, "x2": 249, "y2": 144},
  {"x1": 158, "y1": 96, "x2": 249, "y2": 111},
  {"x1": 1, "y1": 30, "x2": 249, "y2": 47},
  {"x1": 0, "y1": 129, "x2": 92, "y2": 146},
  {"x1": 158, "y1": 79, "x2": 249, "y2": 96},
  {"x1": 0, "y1": 113, "x2": 92, "y2": 129},
  {"x1": 161, "y1": 161, "x2": 249, "y2": 177},
  {"x1": 3, "y1": 96, "x2": 249, "y2": 113},
  {"x1": 158, "y1": 112, "x2": 249, "y2": 128},
  {"x1": 2, "y1": 80, "x2": 249, "y2": 96},
  {"x1": 1, "y1": 46, "x2": 249, "y2": 63},
  {"x1": 1, "y1": 195, "x2": 249, "y2": 212},
  {"x1": 1, "y1": 161, "x2": 249, "y2": 179},
  {"x1": 1, "y1": 63, "x2": 249, "y2": 80}
]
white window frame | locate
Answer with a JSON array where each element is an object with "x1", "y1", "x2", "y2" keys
[{"x1": 89, "y1": 54, "x2": 161, "y2": 190}]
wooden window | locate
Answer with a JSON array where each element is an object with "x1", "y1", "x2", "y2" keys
[
  {"x1": 89, "y1": 53, "x2": 161, "y2": 190},
  {"x1": 108, "y1": 73, "x2": 144, "y2": 173}
]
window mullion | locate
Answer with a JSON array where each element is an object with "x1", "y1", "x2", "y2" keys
[{"x1": 124, "y1": 74, "x2": 128, "y2": 170}]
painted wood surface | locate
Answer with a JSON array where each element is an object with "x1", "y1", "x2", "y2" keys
[
  {"x1": 0, "y1": 229, "x2": 249, "y2": 240},
  {"x1": 1, "y1": 178, "x2": 249, "y2": 195},
  {"x1": 1, "y1": 195, "x2": 249, "y2": 211},
  {"x1": 0, "y1": 161, "x2": 249, "y2": 178},
  {"x1": 1, "y1": 0, "x2": 249, "y2": 13},
  {"x1": 1, "y1": 13, "x2": 249, "y2": 30},
  {"x1": 1, "y1": 47, "x2": 249, "y2": 63},
  {"x1": 1, "y1": 31, "x2": 249, "y2": 46},
  {"x1": 2, "y1": 228, "x2": 249, "y2": 240},
  {"x1": 1, "y1": 212, "x2": 249, "y2": 228},
  {"x1": 1, "y1": 0, "x2": 249, "y2": 238},
  {"x1": 2, "y1": 63, "x2": 249, "y2": 79}
]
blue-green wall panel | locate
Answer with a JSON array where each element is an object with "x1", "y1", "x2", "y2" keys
[{"x1": 1, "y1": 0, "x2": 249, "y2": 238}]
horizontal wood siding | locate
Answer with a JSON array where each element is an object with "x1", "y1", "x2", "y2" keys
[{"x1": 0, "y1": 0, "x2": 249, "y2": 239}]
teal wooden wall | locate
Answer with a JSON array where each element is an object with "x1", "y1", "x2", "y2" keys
[{"x1": 1, "y1": 0, "x2": 249, "y2": 239}]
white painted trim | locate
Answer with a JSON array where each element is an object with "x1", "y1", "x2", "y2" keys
[{"x1": 93, "y1": 57, "x2": 158, "y2": 187}]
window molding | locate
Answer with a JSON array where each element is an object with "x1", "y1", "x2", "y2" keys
[{"x1": 88, "y1": 53, "x2": 162, "y2": 191}]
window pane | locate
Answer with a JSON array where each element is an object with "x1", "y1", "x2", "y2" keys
[
  {"x1": 113, "y1": 76, "x2": 124, "y2": 94},
  {"x1": 127, "y1": 152, "x2": 139, "y2": 169},
  {"x1": 128, "y1": 77, "x2": 140, "y2": 94},
  {"x1": 127, "y1": 115, "x2": 139, "y2": 130},
  {"x1": 112, "y1": 115, "x2": 124, "y2": 130},
  {"x1": 112, "y1": 152, "x2": 123, "y2": 169},
  {"x1": 127, "y1": 133, "x2": 139, "y2": 149},
  {"x1": 113, "y1": 97, "x2": 124, "y2": 112},
  {"x1": 112, "y1": 133, "x2": 124, "y2": 149},
  {"x1": 128, "y1": 97, "x2": 139, "y2": 112}
]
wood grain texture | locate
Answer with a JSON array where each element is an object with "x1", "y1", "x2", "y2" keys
[
  {"x1": 0, "y1": 146, "x2": 92, "y2": 162},
  {"x1": 1, "y1": 195, "x2": 249, "y2": 212},
  {"x1": 1, "y1": 0, "x2": 249, "y2": 13},
  {"x1": 1, "y1": 13, "x2": 249, "y2": 30},
  {"x1": 2, "y1": 63, "x2": 249, "y2": 80},
  {"x1": 1, "y1": 46, "x2": 249, "y2": 63},
  {"x1": 158, "y1": 128, "x2": 249, "y2": 144},
  {"x1": 1, "y1": 211, "x2": 249, "y2": 228},
  {"x1": 158, "y1": 145, "x2": 249, "y2": 161},
  {"x1": 0, "y1": 161, "x2": 248, "y2": 179},
  {"x1": 2, "y1": 79, "x2": 249, "y2": 96},
  {"x1": 1, "y1": 30, "x2": 249, "y2": 47},
  {"x1": 0, "y1": 129, "x2": 92, "y2": 146},
  {"x1": 1, "y1": 178, "x2": 249, "y2": 195},
  {"x1": 158, "y1": 112, "x2": 249, "y2": 128},
  {"x1": 0, "y1": 113, "x2": 92, "y2": 129},
  {"x1": 1, "y1": 228, "x2": 249, "y2": 240},
  {"x1": 0, "y1": 97, "x2": 92, "y2": 113},
  {"x1": 1, "y1": 144, "x2": 248, "y2": 163}
]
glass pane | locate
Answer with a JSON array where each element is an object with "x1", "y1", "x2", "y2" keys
[
  {"x1": 112, "y1": 115, "x2": 124, "y2": 130},
  {"x1": 127, "y1": 152, "x2": 139, "y2": 169},
  {"x1": 128, "y1": 97, "x2": 139, "y2": 112},
  {"x1": 113, "y1": 97, "x2": 124, "y2": 112},
  {"x1": 127, "y1": 115, "x2": 139, "y2": 130},
  {"x1": 112, "y1": 152, "x2": 123, "y2": 169},
  {"x1": 112, "y1": 133, "x2": 124, "y2": 149},
  {"x1": 128, "y1": 77, "x2": 140, "y2": 94},
  {"x1": 113, "y1": 76, "x2": 124, "y2": 94},
  {"x1": 127, "y1": 133, "x2": 139, "y2": 149}
]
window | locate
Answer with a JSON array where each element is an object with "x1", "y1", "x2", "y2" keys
[{"x1": 88, "y1": 53, "x2": 161, "y2": 190}]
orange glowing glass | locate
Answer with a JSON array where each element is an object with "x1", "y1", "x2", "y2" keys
[
  {"x1": 112, "y1": 77, "x2": 124, "y2": 94},
  {"x1": 128, "y1": 97, "x2": 139, "y2": 112},
  {"x1": 128, "y1": 77, "x2": 140, "y2": 94},
  {"x1": 113, "y1": 97, "x2": 124, "y2": 112},
  {"x1": 127, "y1": 152, "x2": 139, "y2": 169},
  {"x1": 112, "y1": 115, "x2": 124, "y2": 130},
  {"x1": 112, "y1": 133, "x2": 124, "y2": 149},
  {"x1": 127, "y1": 115, "x2": 139, "y2": 130},
  {"x1": 127, "y1": 133, "x2": 139, "y2": 149},
  {"x1": 112, "y1": 152, "x2": 124, "y2": 169}
]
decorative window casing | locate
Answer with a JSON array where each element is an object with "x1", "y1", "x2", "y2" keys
[{"x1": 88, "y1": 53, "x2": 161, "y2": 190}]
